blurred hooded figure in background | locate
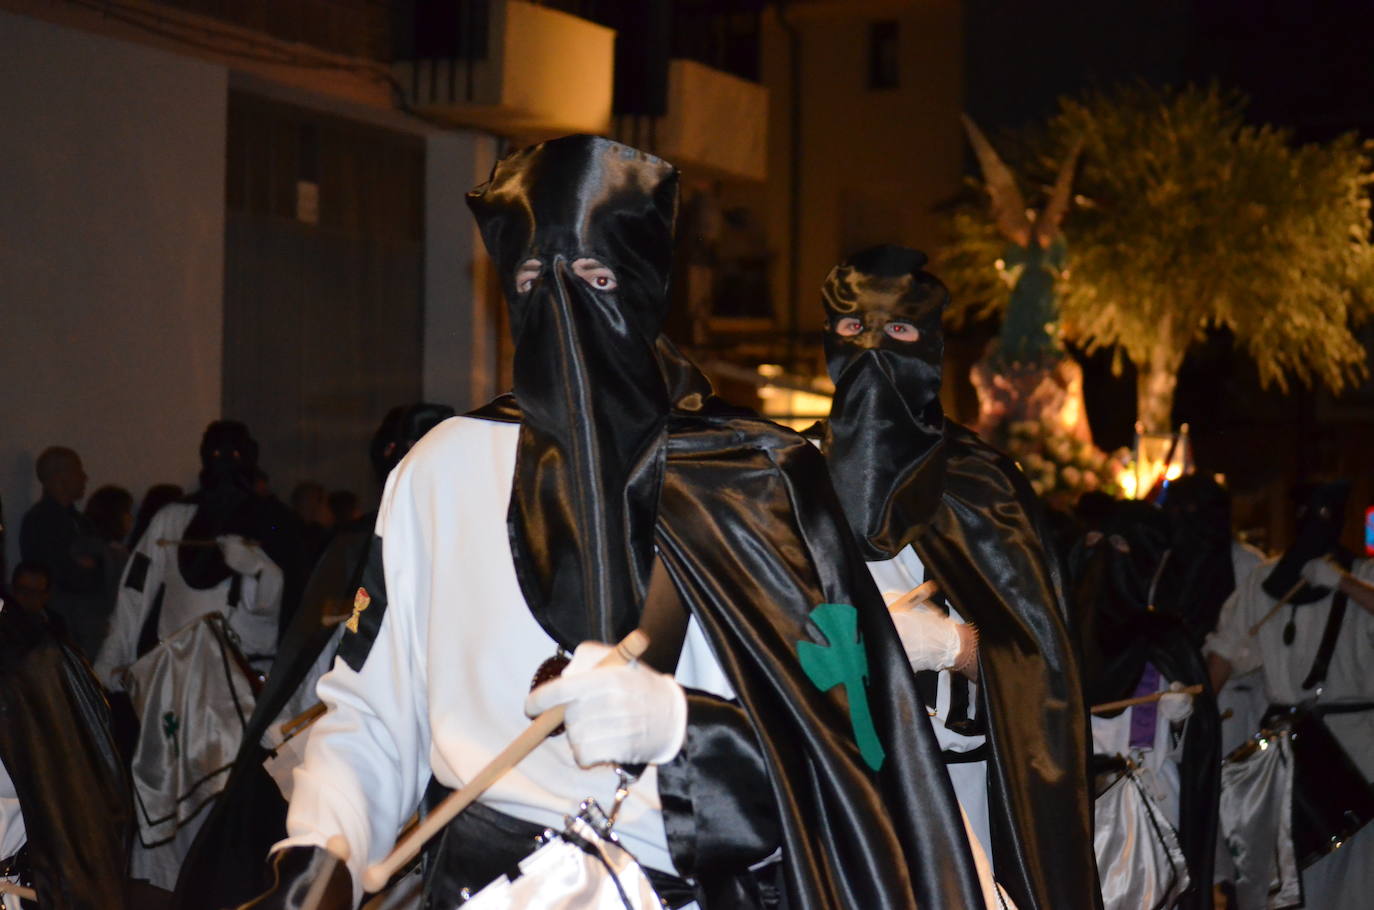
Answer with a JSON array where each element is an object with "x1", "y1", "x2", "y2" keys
[
  {"x1": 1070, "y1": 499, "x2": 1219, "y2": 910},
  {"x1": 811, "y1": 245, "x2": 1101, "y2": 910},
  {"x1": 240, "y1": 136, "x2": 987, "y2": 910},
  {"x1": 94, "y1": 420, "x2": 298, "y2": 891},
  {"x1": 1206, "y1": 481, "x2": 1374, "y2": 910},
  {"x1": 175, "y1": 403, "x2": 454, "y2": 909}
]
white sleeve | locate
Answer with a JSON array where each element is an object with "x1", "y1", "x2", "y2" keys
[
  {"x1": 1203, "y1": 584, "x2": 1260, "y2": 674},
  {"x1": 276, "y1": 464, "x2": 432, "y2": 904},
  {"x1": 93, "y1": 509, "x2": 168, "y2": 689},
  {"x1": 242, "y1": 551, "x2": 283, "y2": 616}
]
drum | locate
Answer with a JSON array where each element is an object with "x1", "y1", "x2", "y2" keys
[{"x1": 1262, "y1": 705, "x2": 1374, "y2": 869}]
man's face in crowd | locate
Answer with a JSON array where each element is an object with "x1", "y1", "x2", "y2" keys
[
  {"x1": 44, "y1": 452, "x2": 88, "y2": 505},
  {"x1": 11, "y1": 570, "x2": 51, "y2": 614}
]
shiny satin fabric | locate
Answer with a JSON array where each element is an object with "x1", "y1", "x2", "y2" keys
[
  {"x1": 174, "y1": 524, "x2": 374, "y2": 909},
  {"x1": 816, "y1": 245, "x2": 1098, "y2": 910},
  {"x1": 1070, "y1": 501, "x2": 1220, "y2": 910},
  {"x1": 126, "y1": 613, "x2": 255, "y2": 851},
  {"x1": 1219, "y1": 732, "x2": 1300, "y2": 910},
  {"x1": 466, "y1": 135, "x2": 676, "y2": 650},
  {"x1": 1262, "y1": 481, "x2": 1351, "y2": 606},
  {"x1": 0, "y1": 605, "x2": 131, "y2": 910},
  {"x1": 1093, "y1": 768, "x2": 1190, "y2": 910},
  {"x1": 238, "y1": 845, "x2": 352, "y2": 910},
  {"x1": 465, "y1": 813, "x2": 663, "y2": 910},
  {"x1": 476, "y1": 391, "x2": 987, "y2": 909},
  {"x1": 908, "y1": 426, "x2": 1101, "y2": 910},
  {"x1": 822, "y1": 246, "x2": 948, "y2": 559}
]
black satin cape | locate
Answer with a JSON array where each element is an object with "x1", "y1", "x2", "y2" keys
[
  {"x1": 471, "y1": 363, "x2": 988, "y2": 909},
  {"x1": 816, "y1": 246, "x2": 1098, "y2": 910},
  {"x1": 1069, "y1": 501, "x2": 1219, "y2": 910},
  {"x1": 818, "y1": 418, "x2": 1102, "y2": 910},
  {"x1": 0, "y1": 605, "x2": 132, "y2": 910}
]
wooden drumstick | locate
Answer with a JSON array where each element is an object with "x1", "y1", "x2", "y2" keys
[
  {"x1": 1248, "y1": 577, "x2": 1310, "y2": 637},
  {"x1": 301, "y1": 834, "x2": 350, "y2": 910},
  {"x1": 0, "y1": 881, "x2": 38, "y2": 902},
  {"x1": 361, "y1": 629, "x2": 650, "y2": 893},
  {"x1": 281, "y1": 701, "x2": 328, "y2": 739},
  {"x1": 888, "y1": 580, "x2": 940, "y2": 613},
  {"x1": 1091, "y1": 684, "x2": 1203, "y2": 715}
]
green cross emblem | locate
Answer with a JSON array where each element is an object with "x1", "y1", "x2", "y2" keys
[
  {"x1": 162, "y1": 711, "x2": 180, "y2": 759},
  {"x1": 797, "y1": 603, "x2": 886, "y2": 771}
]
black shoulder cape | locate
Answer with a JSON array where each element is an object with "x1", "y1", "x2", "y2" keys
[
  {"x1": 814, "y1": 418, "x2": 1102, "y2": 910},
  {"x1": 472, "y1": 393, "x2": 988, "y2": 910},
  {"x1": 0, "y1": 606, "x2": 132, "y2": 910}
]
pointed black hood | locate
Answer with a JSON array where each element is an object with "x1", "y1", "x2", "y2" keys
[{"x1": 466, "y1": 135, "x2": 678, "y2": 649}]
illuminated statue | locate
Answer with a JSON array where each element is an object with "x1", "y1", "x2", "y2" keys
[{"x1": 962, "y1": 115, "x2": 1093, "y2": 446}]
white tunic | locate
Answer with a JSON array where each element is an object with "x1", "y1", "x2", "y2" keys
[
  {"x1": 1205, "y1": 556, "x2": 1374, "y2": 909},
  {"x1": 865, "y1": 547, "x2": 1013, "y2": 910},
  {"x1": 278, "y1": 417, "x2": 736, "y2": 904},
  {"x1": 94, "y1": 503, "x2": 281, "y2": 689}
]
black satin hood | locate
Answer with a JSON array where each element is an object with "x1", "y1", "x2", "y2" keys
[
  {"x1": 180, "y1": 421, "x2": 267, "y2": 590},
  {"x1": 467, "y1": 135, "x2": 678, "y2": 648},
  {"x1": 1263, "y1": 480, "x2": 1351, "y2": 605},
  {"x1": 822, "y1": 246, "x2": 949, "y2": 560},
  {"x1": 1162, "y1": 475, "x2": 1236, "y2": 644}
]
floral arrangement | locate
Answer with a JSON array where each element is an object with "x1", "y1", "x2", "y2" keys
[{"x1": 1003, "y1": 420, "x2": 1129, "y2": 503}]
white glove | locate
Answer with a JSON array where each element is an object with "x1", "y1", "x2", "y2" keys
[
  {"x1": 1158, "y1": 681, "x2": 1194, "y2": 724},
  {"x1": 218, "y1": 534, "x2": 268, "y2": 576},
  {"x1": 524, "y1": 641, "x2": 687, "y2": 768},
  {"x1": 889, "y1": 605, "x2": 964, "y2": 672},
  {"x1": 1301, "y1": 556, "x2": 1347, "y2": 591}
]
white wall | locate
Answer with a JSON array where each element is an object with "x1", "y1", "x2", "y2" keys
[
  {"x1": 0, "y1": 11, "x2": 227, "y2": 570},
  {"x1": 424, "y1": 130, "x2": 502, "y2": 412}
]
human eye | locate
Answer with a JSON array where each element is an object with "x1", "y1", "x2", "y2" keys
[
  {"x1": 515, "y1": 259, "x2": 543, "y2": 293},
  {"x1": 884, "y1": 321, "x2": 919, "y2": 342},
  {"x1": 835, "y1": 317, "x2": 863, "y2": 337},
  {"x1": 572, "y1": 258, "x2": 617, "y2": 291}
]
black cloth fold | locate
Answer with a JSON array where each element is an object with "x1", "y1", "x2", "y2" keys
[
  {"x1": 476, "y1": 394, "x2": 987, "y2": 909},
  {"x1": 0, "y1": 605, "x2": 132, "y2": 910}
]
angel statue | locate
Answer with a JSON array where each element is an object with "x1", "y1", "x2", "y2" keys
[{"x1": 962, "y1": 115, "x2": 1094, "y2": 446}]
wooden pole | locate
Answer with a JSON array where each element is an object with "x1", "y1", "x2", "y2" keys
[
  {"x1": 1248, "y1": 577, "x2": 1310, "y2": 638},
  {"x1": 1091, "y1": 684, "x2": 1203, "y2": 716},
  {"x1": 280, "y1": 702, "x2": 328, "y2": 739},
  {"x1": 0, "y1": 881, "x2": 38, "y2": 902},
  {"x1": 360, "y1": 629, "x2": 649, "y2": 893}
]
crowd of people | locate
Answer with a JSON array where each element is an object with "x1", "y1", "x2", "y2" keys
[{"x1": 2, "y1": 134, "x2": 1371, "y2": 910}]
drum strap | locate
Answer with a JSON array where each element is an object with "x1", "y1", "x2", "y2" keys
[{"x1": 1300, "y1": 589, "x2": 1350, "y2": 692}]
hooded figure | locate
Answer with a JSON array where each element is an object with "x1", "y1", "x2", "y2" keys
[
  {"x1": 1069, "y1": 500, "x2": 1220, "y2": 910},
  {"x1": 241, "y1": 137, "x2": 986, "y2": 910},
  {"x1": 1204, "y1": 481, "x2": 1374, "y2": 910},
  {"x1": 0, "y1": 601, "x2": 132, "y2": 910},
  {"x1": 94, "y1": 420, "x2": 297, "y2": 891},
  {"x1": 813, "y1": 245, "x2": 1101, "y2": 910},
  {"x1": 174, "y1": 404, "x2": 454, "y2": 909},
  {"x1": 1159, "y1": 475, "x2": 1239, "y2": 647}
]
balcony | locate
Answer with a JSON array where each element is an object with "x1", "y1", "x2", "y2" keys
[
  {"x1": 614, "y1": 58, "x2": 768, "y2": 182},
  {"x1": 393, "y1": 0, "x2": 614, "y2": 137}
]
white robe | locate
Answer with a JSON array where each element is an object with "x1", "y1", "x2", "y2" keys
[
  {"x1": 277, "y1": 417, "x2": 738, "y2": 906},
  {"x1": 1206, "y1": 557, "x2": 1374, "y2": 909},
  {"x1": 866, "y1": 546, "x2": 1014, "y2": 910},
  {"x1": 94, "y1": 502, "x2": 282, "y2": 688},
  {"x1": 92, "y1": 502, "x2": 283, "y2": 890}
]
